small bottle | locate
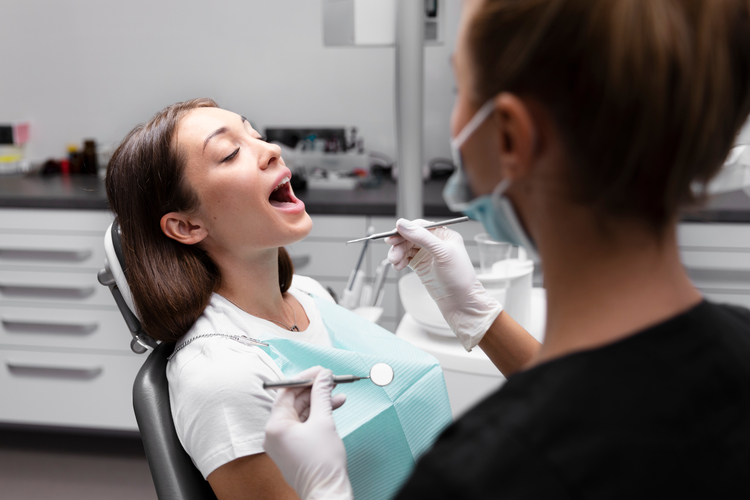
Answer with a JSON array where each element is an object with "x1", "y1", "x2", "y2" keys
[
  {"x1": 67, "y1": 144, "x2": 82, "y2": 174},
  {"x1": 81, "y1": 139, "x2": 98, "y2": 175}
]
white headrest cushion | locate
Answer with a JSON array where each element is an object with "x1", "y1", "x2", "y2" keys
[{"x1": 104, "y1": 222, "x2": 138, "y2": 318}]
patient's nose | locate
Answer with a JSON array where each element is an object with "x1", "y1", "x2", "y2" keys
[{"x1": 258, "y1": 142, "x2": 282, "y2": 170}]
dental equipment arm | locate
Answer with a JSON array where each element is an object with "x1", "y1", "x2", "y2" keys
[
  {"x1": 264, "y1": 368, "x2": 353, "y2": 500},
  {"x1": 387, "y1": 219, "x2": 540, "y2": 373}
]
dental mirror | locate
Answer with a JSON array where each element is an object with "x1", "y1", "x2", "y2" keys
[
  {"x1": 263, "y1": 362, "x2": 395, "y2": 389},
  {"x1": 368, "y1": 362, "x2": 394, "y2": 387}
]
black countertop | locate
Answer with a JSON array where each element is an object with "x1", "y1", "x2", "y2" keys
[
  {"x1": 1, "y1": 174, "x2": 750, "y2": 222},
  {"x1": 0, "y1": 174, "x2": 456, "y2": 217}
]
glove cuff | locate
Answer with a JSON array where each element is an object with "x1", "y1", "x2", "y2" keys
[
  {"x1": 451, "y1": 297, "x2": 503, "y2": 352},
  {"x1": 302, "y1": 468, "x2": 353, "y2": 500}
]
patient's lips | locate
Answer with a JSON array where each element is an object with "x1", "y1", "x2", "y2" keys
[{"x1": 269, "y1": 176, "x2": 305, "y2": 213}]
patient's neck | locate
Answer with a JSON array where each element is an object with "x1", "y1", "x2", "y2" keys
[{"x1": 213, "y1": 247, "x2": 289, "y2": 321}]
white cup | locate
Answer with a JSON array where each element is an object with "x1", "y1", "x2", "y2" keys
[{"x1": 478, "y1": 258, "x2": 534, "y2": 330}]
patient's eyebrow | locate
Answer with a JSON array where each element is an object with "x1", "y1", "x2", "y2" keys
[{"x1": 203, "y1": 127, "x2": 228, "y2": 152}]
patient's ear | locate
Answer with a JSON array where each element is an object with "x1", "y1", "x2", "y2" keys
[{"x1": 160, "y1": 212, "x2": 207, "y2": 245}]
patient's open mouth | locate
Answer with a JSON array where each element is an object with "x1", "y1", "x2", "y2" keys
[{"x1": 269, "y1": 177, "x2": 296, "y2": 207}]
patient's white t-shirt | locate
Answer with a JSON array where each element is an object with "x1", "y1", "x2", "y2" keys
[{"x1": 166, "y1": 275, "x2": 335, "y2": 479}]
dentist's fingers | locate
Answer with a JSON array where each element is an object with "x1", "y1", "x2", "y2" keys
[
  {"x1": 296, "y1": 388, "x2": 347, "y2": 422},
  {"x1": 309, "y1": 369, "x2": 336, "y2": 423},
  {"x1": 396, "y1": 219, "x2": 448, "y2": 255},
  {"x1": 267, "y1": 387, "x2": 303, "y2": 423},
  {"x1": 384, "y1": 234, "x2": 406, "y2": 246},
  {"x1": 385, "y1": 219, "x2": 435, "y2": 246},
  {"x1": 388, "y1": 244, "x2": 420, "y2": 271},
  {"x1": 331, "y1": 393, "x2": 347, "y2": 410},
  {"x1": 293, "y1": 389, "x2": 312, "y2": 421},
  {"x1": 387, "y1": 240, "x2": 411, "y2": 267}
]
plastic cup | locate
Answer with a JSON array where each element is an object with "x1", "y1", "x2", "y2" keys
[{"x1": 474, "y1": 233, "x2": 512, "y2": 275}]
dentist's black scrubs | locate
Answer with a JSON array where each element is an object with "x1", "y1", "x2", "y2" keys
[{"x1": 396, "y1": 301, "x2": 750, "y2": 498}]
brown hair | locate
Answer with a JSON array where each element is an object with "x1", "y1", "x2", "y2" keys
[
  {"x1": 468, "y1": 0, "x2": 750, "y2": 229},
  {"x1": 106, "y1": 98, "x2": 294, "y2": 343}
]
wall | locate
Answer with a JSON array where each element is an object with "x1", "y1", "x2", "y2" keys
[
  {"x1": 2, "y1": 0, "x2": 748, "y2": 165},
  {"x1": 0, "y1": 0, "x2": 462, "y2": 164}
]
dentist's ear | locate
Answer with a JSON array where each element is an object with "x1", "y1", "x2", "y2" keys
[
  {"x1": 493, "y1": 93, "x2": 539, "y2": 183},
  {"x1": 160, "y1": 212, "x2": 208, "y2": 245}
]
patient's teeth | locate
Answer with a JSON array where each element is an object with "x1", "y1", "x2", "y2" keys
[{"x1": 274, "y1": 177, "x2": 290, "y2": 191}]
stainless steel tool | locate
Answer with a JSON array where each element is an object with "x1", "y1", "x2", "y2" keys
[
  {"x1": 263, "y1": 362, "x2": 395, "y2": 389},
  {"x1": 346, "y1": 216, "x2": 470, "y2": 244}
]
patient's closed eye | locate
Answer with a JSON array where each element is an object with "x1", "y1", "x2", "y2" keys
[{"x1": 222, "y1": 148, "x2": 240, "y2": 163}]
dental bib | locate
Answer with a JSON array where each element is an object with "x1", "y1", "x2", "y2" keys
[{"x1": 258, "y1": 296, "x2": 452, "y2": 500}]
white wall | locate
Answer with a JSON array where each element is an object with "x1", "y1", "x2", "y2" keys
[
  {"x1": 0, "y1": 0, "x2": 462, "y2": 163},
  {"x1": 739, "y1": 122, "x2": 750, "y2": 146},
  {"x1": 3, "y1": 0, "x2": 748, "y2": 165}
]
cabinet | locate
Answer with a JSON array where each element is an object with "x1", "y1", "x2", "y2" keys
[
  {"x1": 286, "y1": 215, "x2": 396, "y2": 330},
  {"x1": 287, "y1": 215, "x2": 487, "y2": 332},
  {"x1": 5, "y1": 207, "x2": 743, "y2": 434},
  {"x1": 0, "y1": 208, "x2": 143, "y2": 432},
  {"x1": 678, "y1": 223, "x2": 750, "y2": 308}
]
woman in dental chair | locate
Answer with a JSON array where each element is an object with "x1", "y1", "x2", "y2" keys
[{"x1": 105, "y1": 98, "x2": 451, "y2": 500}]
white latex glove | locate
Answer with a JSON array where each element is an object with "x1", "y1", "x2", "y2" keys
[
  {"x1": 386, "y1": 218, "x2": 503, "y2": 351},
  {"x1": 264, "y1": 367, "x2": 353, "y2": 500}
]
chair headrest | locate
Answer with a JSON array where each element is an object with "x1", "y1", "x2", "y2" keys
[
  {"x1": 100, "y1": 220, "x2": 157, "y2": 353},
  {"x1": 104, "y1": 221, "x2": 137, "y2": 317}
]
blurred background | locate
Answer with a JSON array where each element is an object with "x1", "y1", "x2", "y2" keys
[{"x1": 0, "y1": 0, "x2": 462, "y2": 167}]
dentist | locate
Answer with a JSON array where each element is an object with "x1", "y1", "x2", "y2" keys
[{"x1": 264, "y1": 0, "x2": 750, "y2": 498}]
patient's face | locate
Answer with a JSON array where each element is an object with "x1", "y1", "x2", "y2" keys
[{"x1": 176, "y1": 107, "x2": 312, "y2": 259}]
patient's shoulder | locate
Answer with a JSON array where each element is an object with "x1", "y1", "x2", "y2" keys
[{"x1": 167, "y1": 299, "x2": 283, "y2": 390}]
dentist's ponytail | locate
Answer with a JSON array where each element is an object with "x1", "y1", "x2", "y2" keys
[{"x1": 106, "y1": 98, "x2": 294, "y2": 343}]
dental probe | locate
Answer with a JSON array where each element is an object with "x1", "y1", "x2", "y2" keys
[
  {"x1": 264, "y1": 375, "x2": 369, "y2": 390},
  {"x1": 346, "y1": 216, "x2": 470, "y2": 244}
]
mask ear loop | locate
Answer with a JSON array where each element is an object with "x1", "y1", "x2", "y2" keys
[
  {"x1": 491, "y1": 178, "x2": 512, "y2": 198},
  {"x1": 452, "y1": 100, "x2": 498, "y2": 149}
]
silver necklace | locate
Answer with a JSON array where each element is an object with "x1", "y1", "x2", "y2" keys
[{"x1": 222, "y1": 294, "x2": 299, "y2": 332}]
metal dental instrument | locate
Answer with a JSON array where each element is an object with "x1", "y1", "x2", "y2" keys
[
  {"x1": 263, "y1": 362, "x2": 395, "y2": 389},
  {"x1": 346, "y1": 216, "x2": 470, "y2": 244},
  {"x1": 346, "y1": 225, "x2": 373, "y2": 291}
]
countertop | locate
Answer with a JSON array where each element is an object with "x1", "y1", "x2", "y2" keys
[
  {"x1": 2, "y1": 173, "x2": 750, "y2": 222},
  {"x1": 0, "y1": 174, "x2": 456, "y2": 217}
]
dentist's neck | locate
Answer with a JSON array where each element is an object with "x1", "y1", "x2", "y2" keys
[{"x1": 530, "y1": 204, "x2": 702, "y2": 367}]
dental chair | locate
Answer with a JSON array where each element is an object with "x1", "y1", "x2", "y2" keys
[{"x1": 98, "y1": 221, "x2": 217, "y2": 500}]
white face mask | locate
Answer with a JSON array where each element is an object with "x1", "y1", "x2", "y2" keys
[{"x1": 443, "y1": 99, "x2": 538, "y2": 260}]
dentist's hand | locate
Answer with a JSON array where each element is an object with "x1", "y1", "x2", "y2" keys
[
  {"x1": 264, "y1": 367, "x2": 353, "y2": 500},
  {"x1": 387, "y1": 218, "x2": 503, "y2": 351}
]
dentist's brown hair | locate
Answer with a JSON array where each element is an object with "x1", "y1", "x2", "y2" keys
[
  {"x1": 106, "y1": 98, "x2": 294, "y2": 343},
  {"x1": 468, "y1": 0, "x2": 750, "y2": 230}
]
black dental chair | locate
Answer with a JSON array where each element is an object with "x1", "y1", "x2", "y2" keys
[{"x1": 98, "y1": 221, "x2": 217, "y2": 500}]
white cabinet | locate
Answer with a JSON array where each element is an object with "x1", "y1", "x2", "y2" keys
[
  {"x1": 286, "y1": 215, "x2": 398, "y2": 331},
  {"x1": 678, "y1": 222, "x2": 750, "y2": 309},
  {"x1": 0, "y1": 208, "x2": 143, "y2": 432},
  {"x1": 289, "y1": 215, "x2": 487, "y2": 332},
  {"x1": 10, "y1": 208, "x2": 744, "y2": 433}
]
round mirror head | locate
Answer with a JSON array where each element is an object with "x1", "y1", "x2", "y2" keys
[{"x1": 369, "y1": 362, "x2": 394, "y2": 387}]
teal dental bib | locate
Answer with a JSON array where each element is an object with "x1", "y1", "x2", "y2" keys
[{"x1": 257, "y1": 296, "x2": 452, "y2": 500}]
